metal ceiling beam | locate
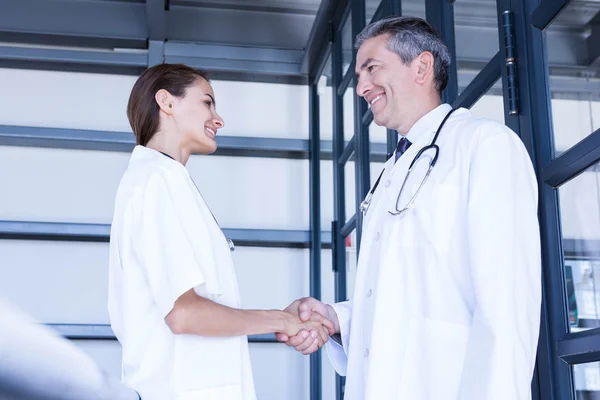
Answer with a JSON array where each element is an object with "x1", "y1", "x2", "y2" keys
[
  {"x1": 0, "y1": 124, "x2": 391, "y2": 161},
  {"x1": 46, "y1": 323, "x2": 278, "y2": 343},
  {"x1": 0, "y1": 0, "x2": 147, "y2": 48},
  {"x1": 167, "y1": 3, "x2": 314, "y2": 49},
  {"x1": 164, "y1": 42, "x2": 303, "y2": 77},
  {"x1": 531, "y1": 0, "x2": 575, "y2": 30},
  {"x1": 0, "y1": 220, "x2": 334, "y2": 249},
  {"x1": 587, "y1": 13, "x2": 600, "y2": 66}
]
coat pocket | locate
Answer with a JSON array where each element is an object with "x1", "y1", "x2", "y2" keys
[{"x1": 398, "y1": 316, "x2": 471, "y2": 399}]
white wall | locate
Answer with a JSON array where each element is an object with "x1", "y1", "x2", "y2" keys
[{"x1": 1, "y1": 64, "x2": 599, "y2": 400}]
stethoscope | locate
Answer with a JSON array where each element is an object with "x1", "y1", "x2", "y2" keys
[
  {"x1": 158, "y1": 151, "x2": 235, "y2": 252},
  {"x1": 360, "y1": 108, "x2": 457, "y2": 216}
]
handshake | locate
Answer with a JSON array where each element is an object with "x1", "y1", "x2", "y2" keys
[{"x1": 275, "y1": 297, "x2": 340, "y2": 355}]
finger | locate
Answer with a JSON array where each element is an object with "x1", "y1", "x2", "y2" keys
[
  {"x1": 310, "y1": 313, "x2": 335, "y2": 334},
  {"x1": 317, "y1": 325, "x2": 330, "y2": 345},
  {"x1": 286, "y1": 330, "x2": 310, "y2": 347},
  {"x1": 275, "y1": 333, "x2": 289, "y2": 342},
  {"x1": 302, "y1": 341, "x2": 320, "y2": 355},
  {"x1": 294, "y1": 331, "x2": 318, "y2": 352},
  {"x1": 299, "y1": 297, "x2": 317, "y2": 321}
]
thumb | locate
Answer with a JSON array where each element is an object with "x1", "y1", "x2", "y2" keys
[
  {"x1": 275, "y1": 333, "x2": 289, "y2": 342},
  {"x1": 299, "y1": 298, "x2": 318, "y2": 321}
]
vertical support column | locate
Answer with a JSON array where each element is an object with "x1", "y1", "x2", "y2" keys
[
  {"x1": 309, "y1": 83, "x2": 322, "y2": 400},
  {"x1": 146, "y1": 0, "x2": 167, "y2": 67},
  {"x1": 385, "y1": 0, "x2": 402, "y2": 159},
  {"x1": 352, "y1": 0, "x2": 370, "y2": 248},
  {"x1": 425, "y1": 0, "x2": 458, "y2": 105},
  {"x1": 331, "y1": 24, "x2": 347, "y2": 400}
]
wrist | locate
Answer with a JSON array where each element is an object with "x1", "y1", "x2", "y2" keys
[{"x1": 325, "y1": 304, "x2": 340, "y2": 334}]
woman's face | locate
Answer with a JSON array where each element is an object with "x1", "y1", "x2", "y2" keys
[{"x1": 171, "y1": 78, "x2": 224, "y2": 154}]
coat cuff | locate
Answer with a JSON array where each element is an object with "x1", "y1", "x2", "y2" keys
[{"x1": 324, "y1": 301, "x2": 351, "y2": 376}]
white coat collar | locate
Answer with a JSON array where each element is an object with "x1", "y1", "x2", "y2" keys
[{"x1": 401, "y1": 103, "x2": 453, "y2": 145}]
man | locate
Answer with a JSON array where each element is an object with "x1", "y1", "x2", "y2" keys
[{"x1": 276, "y1": 16, "x2": 541, "y2": 399}]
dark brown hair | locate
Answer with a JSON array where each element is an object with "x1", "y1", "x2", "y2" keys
[{"x1": 127, "y1": 63, "x2": 209, "y2": 146}]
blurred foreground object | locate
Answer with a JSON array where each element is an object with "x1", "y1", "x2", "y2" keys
[{"x1": 0, "y1": 298, "x2": 138, "y2": 400}]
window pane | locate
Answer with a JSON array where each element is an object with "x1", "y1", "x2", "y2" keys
[
  {"x1": 345, "y1": 160, "x2": 356, "y2": 221},
  {"x1": 343, "y1": 85, "x2": 356, "y2": 143},
  {"x1": 366, "y1": 0, "x2": 381, "y2": 25},
  {"x1": 560, "y1": 162, "x2": 600, "y2": 333},
  {"x1": 545, "y1": 1, "x2": 600, "y2": 154},
  {"x1": 468, "y1": 77, "x2": 505, "y2": 124},
  {"x1": 573, "y1": 361, "x2": 600, "y2": 398},
  {"x1": 453, "y1": 2, "x2": 499, "y2": 91},
  {"x1": 341, "y1": 12, "x2": 353, "y2": 77}
]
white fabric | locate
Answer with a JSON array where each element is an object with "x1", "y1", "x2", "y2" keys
[
  {"x1": 325, "y1": 104, "x2": 542, "y2": 400},
  {"x1": 108, "y1": 145, "x2": 257, "y2": 400}
]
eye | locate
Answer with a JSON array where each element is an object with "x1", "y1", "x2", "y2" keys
[
  {"x1": 368, "y1": 65, "x2": 377, "y2": 73},
  {"x1": 204, "y1": 100, "x2": 213, "y2": 108}
]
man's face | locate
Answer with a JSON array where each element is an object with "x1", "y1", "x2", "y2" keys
[{"x1": 355, "y1": 34, "x2": 418, "y2": 132}]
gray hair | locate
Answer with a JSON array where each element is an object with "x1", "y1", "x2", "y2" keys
[{"x1": 355, "y1": 16, "x2": 450, "y2": 95}]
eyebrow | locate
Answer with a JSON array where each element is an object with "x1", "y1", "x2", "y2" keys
[
  {"x1": 356, "y1": 57, "x2": 379, "y2": 76},
  {"x1": 205, "y1": 93, "x2": 216, "y2": 107}
]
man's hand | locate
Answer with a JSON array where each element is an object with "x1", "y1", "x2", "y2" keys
[{"x1": 275, "y1": 297, "x2": 339, "y2": 355}]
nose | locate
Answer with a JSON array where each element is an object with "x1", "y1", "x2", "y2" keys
[
  {"x1": 214, "y1": 112, "x2": 224, "y2": 129},
  {"x1": 356, "y1": 75, "x2": 372, "y2": 98}
]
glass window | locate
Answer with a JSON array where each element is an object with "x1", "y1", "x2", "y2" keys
[
  {"x1": 365, "y1": 0, "x2": 382, "y2": 25},
  {"x1": 341, "y1": 12, "x2": 354, "y2": 77},
  {"x1": 454, "y1": 2, "x2": 499, "y2": 92},
  {"x1": 468, "y1": 77, "x2": 505, "y2": 124},
  {"x1": 343, "y1": 85, "x2": 356, "y2": 144},
  {"x1": 573, "y1": 361, "x2": 600, "y2": 398},
  {"x1": 345, "y1": 160, "x2": 356, "y2": 222},
  {"x1": 560, "y1": 162, "x2": 600, "y2": 333},
  {"x1": 545, "y1": 1, "x2": 600, "y2": 153}
]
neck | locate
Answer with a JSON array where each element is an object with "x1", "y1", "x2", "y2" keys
[
  {"x1": 146, "y1": 131, "x2": 190, "y2": 165},
  {"x1": 395, "y1": 93, "x2": 442, "y2": 135}
]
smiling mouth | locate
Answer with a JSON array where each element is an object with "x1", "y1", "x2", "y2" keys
[
  {"x1": 205, "y1": 127, "x2": 216, "y2": 138},
  {"x1": 369, "y1": 94, "x2": 384, "y2": 107}
]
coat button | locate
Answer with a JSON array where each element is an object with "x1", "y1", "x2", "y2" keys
[
  {"x1": 364, "y1": 348, "x2": 369, "y2": 357},
  {"x1": 366, "y1": 288, "x2": 372, "y2": 298},
  {"x1": 384, "y1": 180, "x2": 391, "y2": 187},
  {"x1": 374, "y1": 232, "x2": 380, "y2": 241}
]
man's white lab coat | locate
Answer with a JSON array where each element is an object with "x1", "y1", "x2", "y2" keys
[{"x1": 326, "y1": 104, "x2": 541, "y2": 399}]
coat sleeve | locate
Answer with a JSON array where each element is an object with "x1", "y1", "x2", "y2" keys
[
  {"x1": 132, "y1": 173, "x2": 206, "y2": 319},
  {"x1": 459, "y1": 124, "x2": 542, "y2": 399},
  {"x1": 325, "y1": 300, "x2": 353, "y2": 376}
]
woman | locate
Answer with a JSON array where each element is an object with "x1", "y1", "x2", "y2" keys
[{"x1": 107, "y1": 63, "x2": 333, "y2": 400}]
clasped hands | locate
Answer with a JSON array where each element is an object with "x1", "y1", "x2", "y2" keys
[{"x1": 276, "y1": 297, "x2": 340, "y2": 355}]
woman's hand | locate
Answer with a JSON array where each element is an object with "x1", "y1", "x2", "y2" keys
[{"x1": 281, "y1": 311, "x2": 334, "y2": 349}]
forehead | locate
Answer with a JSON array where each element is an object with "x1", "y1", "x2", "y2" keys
[
  {"x1": 186, "y1": 78, "x2": 214, "y2": 97},
  {"x1": 356, "y1": 34, "x2": 394, "y2": 65}
]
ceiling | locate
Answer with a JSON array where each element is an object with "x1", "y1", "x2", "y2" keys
[{"x1": 0, "y1": 0, "x2": 598, "y2": 83}]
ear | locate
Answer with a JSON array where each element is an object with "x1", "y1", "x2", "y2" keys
[
  {"x1": 155, "y1": 89, "x2": 174, "y2": 115},
  {"x1": 414, "y1": 51, "x2": 435, "y2": 87}
]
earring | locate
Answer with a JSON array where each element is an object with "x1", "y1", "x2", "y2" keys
[{"x1": 168, "y1": 104, "x2": 172, "y2": 108}]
